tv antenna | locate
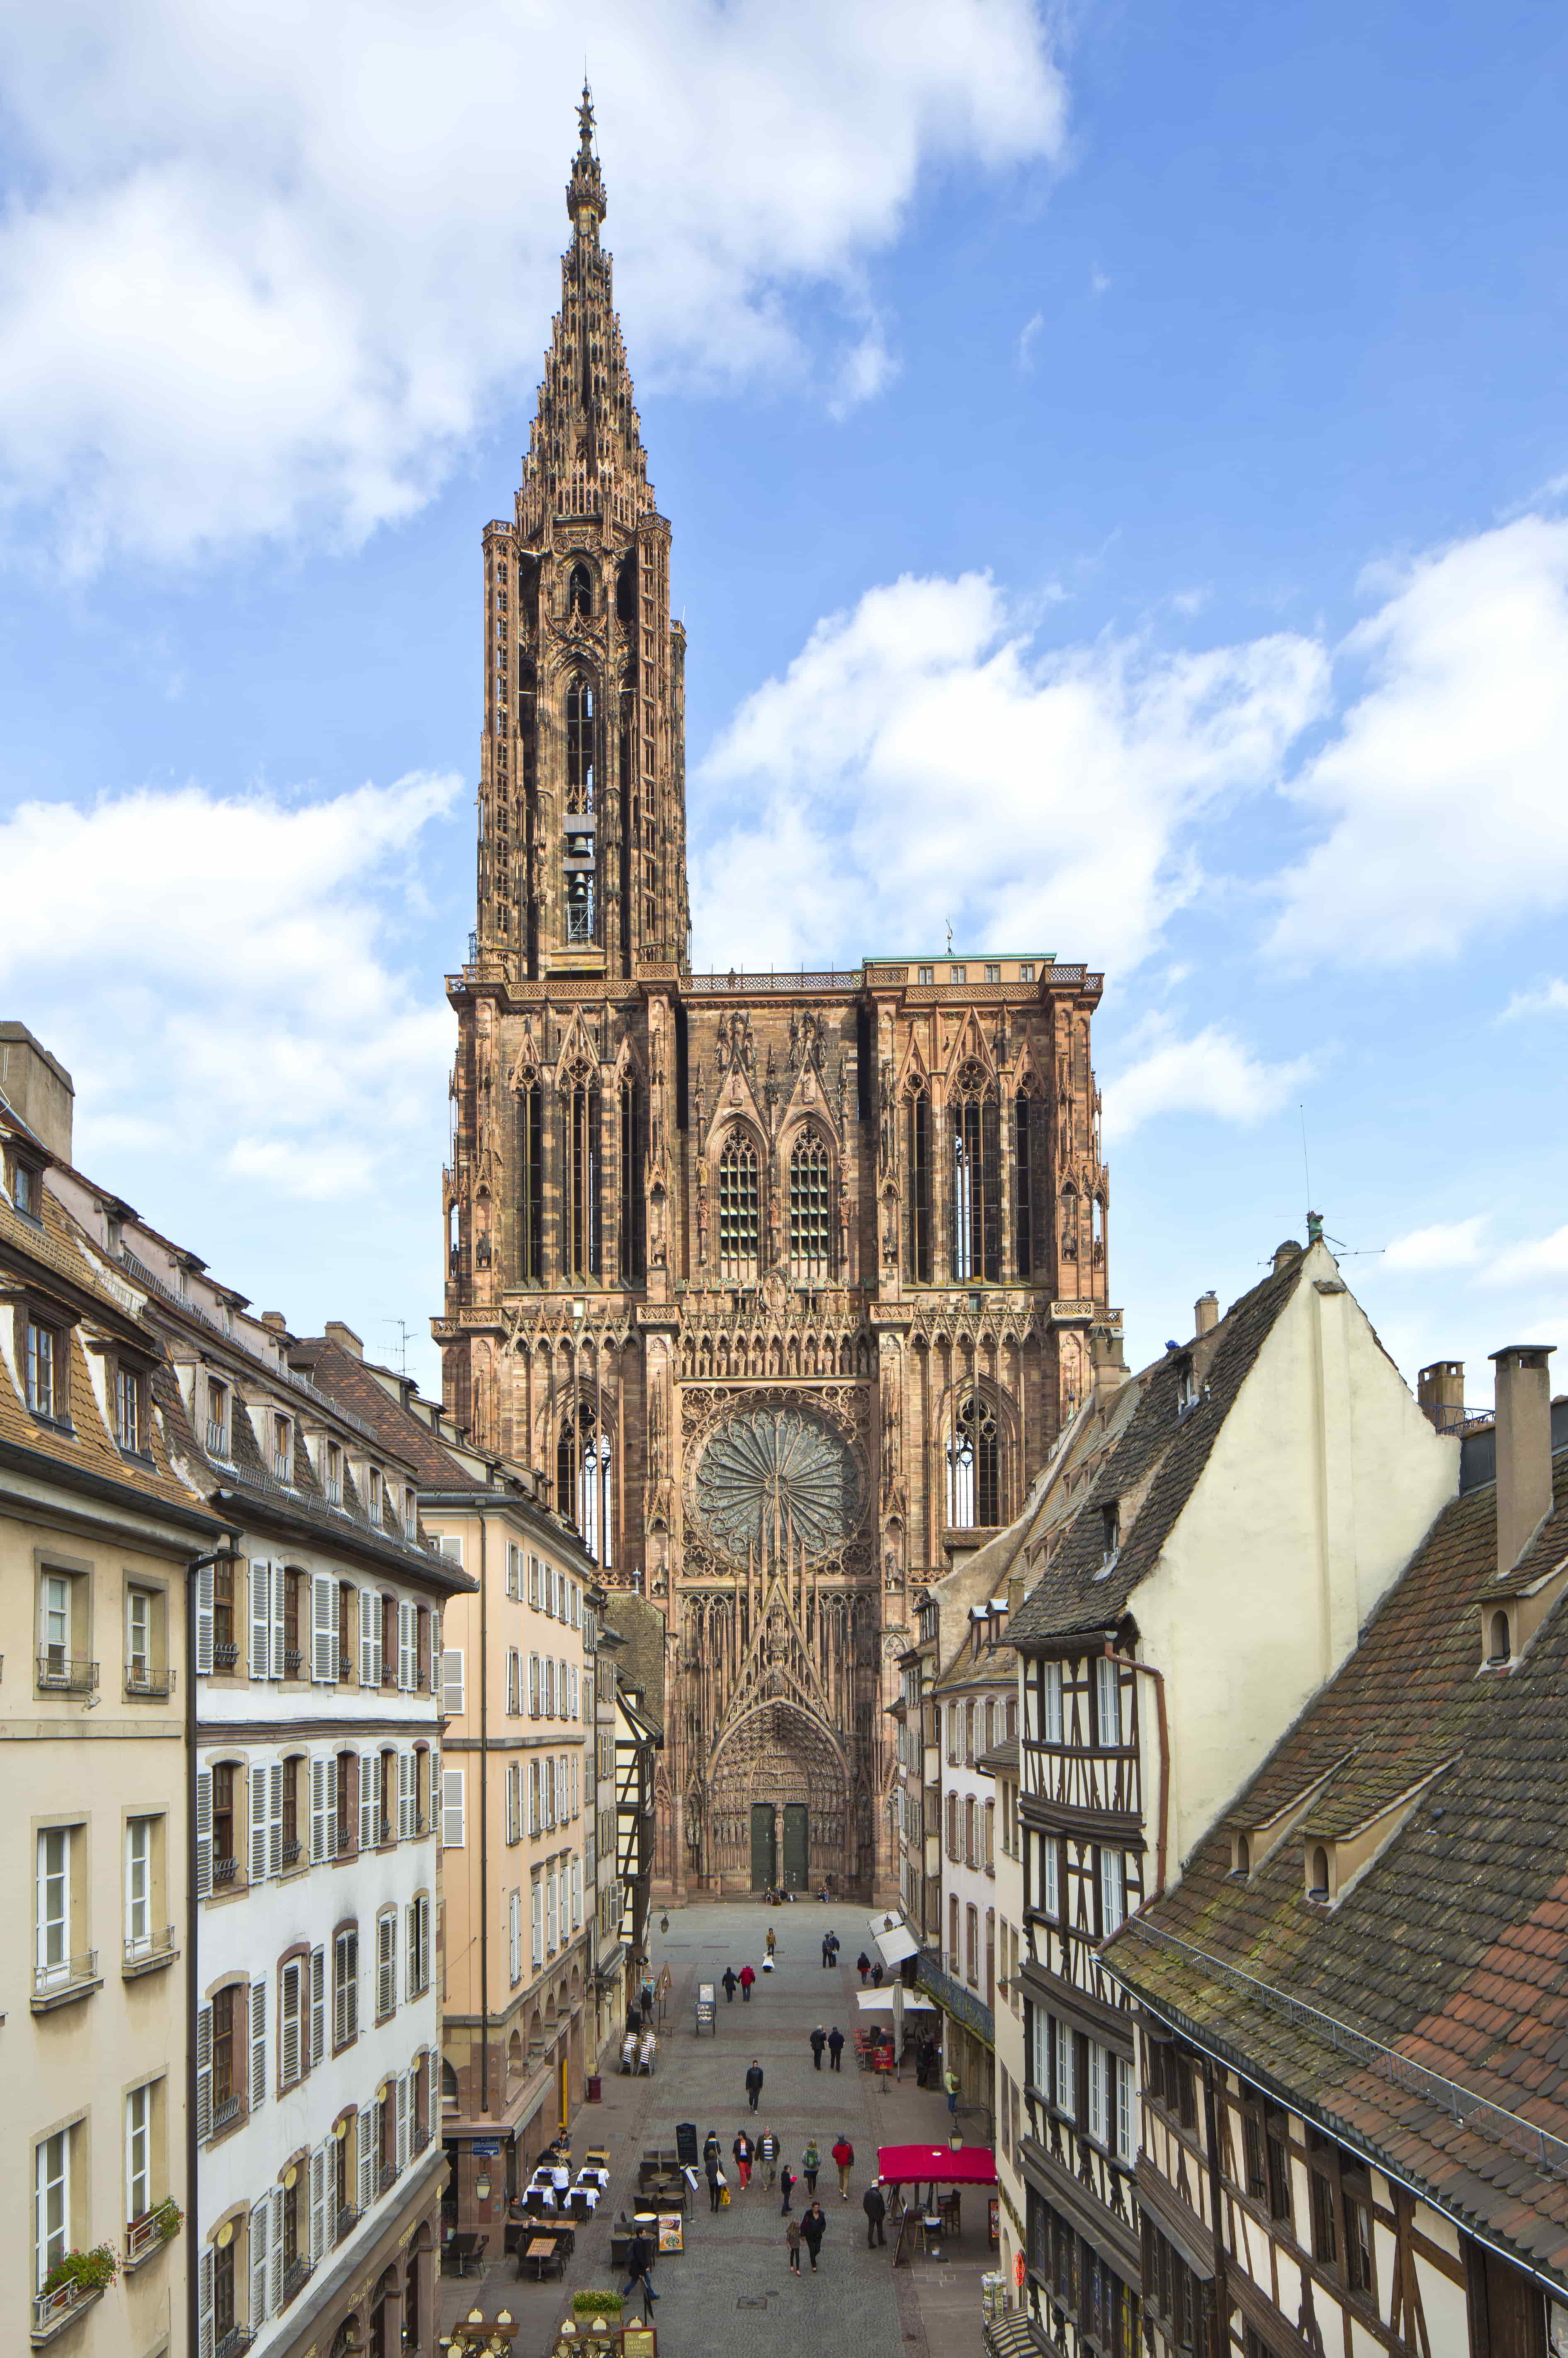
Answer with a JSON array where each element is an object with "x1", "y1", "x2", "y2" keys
[{"x1": 382, "y1": 1319, "x2": 414, "y2": 1378}]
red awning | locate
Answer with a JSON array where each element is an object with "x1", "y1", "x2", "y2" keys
[{"x1": 875, "y1": 2144, "x2": 997, "y2": 2187}]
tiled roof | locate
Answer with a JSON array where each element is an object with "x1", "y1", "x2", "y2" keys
[
  {"x1": 1109, "y1": 1451, "x2": 1568, "y2": 2287},
  {"x1": 1008, "y1": 1252, "x2": 1308, "y2": 1647},
  {"x1": 602, "y1": 1592, "x2": 666, "y2": 1737},
  {"x1": 288, "y1": 1335, "x2": 486, "y2": 1491}
]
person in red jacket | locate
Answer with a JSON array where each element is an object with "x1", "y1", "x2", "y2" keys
[
  {"x1": 831, "y1": 2135, "x2": 855, "y2": 2200},
  {"x1": 739, "y1": 1964, "x2": 756, "y2": 2001}
]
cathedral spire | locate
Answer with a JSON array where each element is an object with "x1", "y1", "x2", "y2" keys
[{"x1": 568, "y1": 80, "x2": 607, "y2": 236}]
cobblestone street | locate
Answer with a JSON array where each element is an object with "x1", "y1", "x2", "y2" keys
[{"x1": 440, "y1": 1901, "x2": 995, "y2": 2358}]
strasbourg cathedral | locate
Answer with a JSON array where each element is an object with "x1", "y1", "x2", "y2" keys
[{"x1": 438, "y1": 96, "x2": 1111, "y2": 1903}]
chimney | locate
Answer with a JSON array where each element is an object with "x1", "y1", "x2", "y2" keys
[
  {"x1": 1417, "y1": 1360, "x2": 1465, "y2": 1435},
  {"x1": 1490, "y1": 1345, "x2": 1556, "y2": 1574},
  {"x1": 325, "y1": 1321, "x2": 364, "y2": 1359},
  {"x1": 260, "y1": 1311, "x2": 289, "y2": 1334},
  {"x1": 1271, "y1": 1239, "x2": 1304, "y2": 1275},
  {"x1": 0, "y1": 1022, "x2": 75, "y2": 1163},
  {"x1": 1194, "y1": 1292, "x2": 1218, "y2": 1336},
  {"x1": 1091, "y1": 1324, "x2": 1128, "y2": 1402}
]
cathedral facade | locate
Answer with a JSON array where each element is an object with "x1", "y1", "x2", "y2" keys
[{"x1": 438, "y1": 97, "x2": 1112, "y2": 1902}]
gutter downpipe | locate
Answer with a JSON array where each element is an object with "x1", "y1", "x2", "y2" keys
[
  {"x1": 479, "y1": 1511, "x2": 490, "y2": 2117},
  {"x1": 186, "y1": 1538, "x2": 237, "y2": 2358}
]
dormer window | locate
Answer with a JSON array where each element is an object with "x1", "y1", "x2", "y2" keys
[
  {"x1": 1176, "y1": 1356, "x2": 1199, "y2": 1416},
  {"x1": 1100, "y1": 1503, "x2": 1120, "y2": 1570},
  {"x1": 12, "y1": 1155, "x2": 42, "y2": 1222},
  {"x1": 1306, "y1": 1843, "x2": 1332, "y2": 1903},
  {"x1": 1232, "y1": 1832, "x2": 1252, "y2": 1879},
  {"x1": 115, "y1": 1364, "x2": 148, "y2": 1457},
  {"x1": 324, "y1": 1441, "x2": 343, "y2": 1507},
  {"x1": 366, "y1": 1466, "x2": 383, "y2": 1524},
  {"x1": 272, "y1": 1414, "x2": 294, "y2": 1484},
  {"x1": 25, "y1": 1316, "x2": 65, "y2": 1422},
  {"x1": 1486, "y1": 1607, "x2": 1513, "y2": 1667},
  {"x1": 205, "y1": 1379, "x2": 230, "y2": 1460}
]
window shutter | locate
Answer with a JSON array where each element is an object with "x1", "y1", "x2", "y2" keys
[
  {"x1": 198, "y1": 2246, "x2": 214, "y2": 2358},
  {"x1": 430, "y1": 1746, "x2": 440, "y2": 1832},
  {"x1": 428, "y1": 2044, "x2": 440, "y2": 2137},
  {"x1": 529, "y1": 1653, "x2": 540, "y2": 1716},
  {"x1": 1096, "y1": 1656, "x2": 1121, "y2": 1745},
  {"x1": 441, "y1": 1768, "x2": 465, "y2": 1848},
  {"x1": 250, "y1": 1978, "x2": 267, "y2": 2110},
  {"x1": 309, "y1": 2142, "x2": 327, "y2": 2261},
  {"x1": 399, "y1": 1599, "x2": 416, "y2": 1690},
  {"x1": 360, "y1": 1751, "x2": 376, "y2": 1851},
  {"x1": 509, "y1": 1889, "x2": 521, "y2": 1981},
  {"x1": 333, "y1": 1937, "x2": 348, "y2": 2049},
  {"x1": 282, "y1": 1959, "x2": 302, "y2": 2083},
  {"x1": 196, "y1": 1768, "x2": 213, "y2": 1898},
  {"x1": 248, "y1": 1560, "x2": 271, "y2": 1679},
  {"x1": 419, "y1": 1895, "x2": 431, "y2": 1993},
  {"x1": 310, "y1": 1758, "x2": 326, "y2": 1864},
  {"x1": 268, "y1": 1760, "x2": 284, "y2": 1877},
  {"x1": 249, "y1": 1759, "x2": 269, "y2": 1883},
  {"x1": 270, "y1": 2184, "x2": 285, "y2": 2312},
  {"x1": 195, "y1": 2004, "x2": 212, "y2": 2142},
  {"x1": 272, "y1": 1566, "x2": 287, "y2": 1679},
  {"x1": 378, "y1": 1914, "x2": 396, "y2": 2018},
  {"x1": 530, "y1": 1759, "x2": 539, "y2": 1836},
  {"x1": 311, "y1": 1574, "x2": 336, "y2": 1683},
  {"x1": 196, "y1": 1562, "x2": 214, "y2": 1675},
  {"x1": 249, "y1": 2197, "x2": 268, "y2": 2327},
  {"x1": 528, "y1": 1555, "x2": 539, "y2": 1607},
  {"x1": 432, "y1": 1609, "x2": 442, "y2": 1681},
  {"x1": 358, "y1": 2112, "x2": 376, "y2": 2212},
  {"x1": 359, "y1": 1588, "x2": 375, "y2": 1687},
  {"x1": 399, "y1": 1750, "x2": 414, "y2": 1840},
  {"x1": 441, "y1": 1647, "x2": 464, "y2": 1714},
  {"x1": 310, "y1": 1944, "x2": 326, "y2": 2066},
  {"x1": 396, "y1": 2071, "x2": 409, "y2": 2172}
]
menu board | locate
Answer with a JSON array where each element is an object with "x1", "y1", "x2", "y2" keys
[{"x1": 657, "y1": 2214, "x2": 683, "y2": 2252}]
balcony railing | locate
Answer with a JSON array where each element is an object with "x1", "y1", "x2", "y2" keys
[
  {"x1": 336, "y1": 1826, "x2": 355, "y2": 1857},
  {"x1": 280, "y1": 2256, "x2": 314, "y2": 2308},
  {"x1": 213, "y1": 1641, "x2": 238, "y2": 1672},
  {"x1": 124, "y1": 1925, "x2": 177, "y2": 1971},
  {"x1": 212, "y1": 1855, "x2": 239, "y2": 1886},
  {"x1": 212, "y1": 2090, "x2": 244, "y2": 2133},
  {"x1": 411, "y1": 2122, "x2": 431, "y2": 2154},
  {"x1": 33, "y1": 1949, "x2": 97, "y2": 2000},
  {"x1": 378, "y1": 2158, "x2": 400, "y2": 2195},
  {"x1": 281, "y1": 1837, "x2": 302, "y2": 1868},
  {"x1": 125, "y1": 1663, "x2": 174, "y2": 1697},
  {"x1": 377, "y1": 1817, "x2": 393, "y2": 1846},
  {"x1": 214, "y1": 2328, "x2": 255, "y2": 2358},
  {"x1": 272, "y1": 1452, "x2": 292, "y2": 1482},
  {"x1": 36, "y1": 1654, "x2": 97, "y2": 1694},
  {"x1": 337, "y1": 1652, "x2": 353, "y2": 1680},
  {"x1": 206, "y1": 1419, "x2": 229, "y2": 1458},
  {"x1": 284, "y1": 1648, "x2": 302, "y2": 1677},
  {"x1": 31, "y1": 2276, "x2": 107, "y2": 2340},
  {"x1": 125, "y1": 2209, "x2": 175, "y2": 2265},
  {"x1": 333, "y1": 2203, "x2": 359, "y2": 2247}
]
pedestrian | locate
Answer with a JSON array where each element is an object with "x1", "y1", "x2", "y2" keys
[
  {"x1": 739, "y1": 1964, "x2": 756, "y2": 2001},
  {"x1": 945, "y1": 2066, "x2": 960, "y2": 2117},
  {"x1": 660, "y1": 1910, "x2": 670, "y2": 1933},
  {"x1": 856, "y1": 1952, "x2": 872, "y2": 1985},
  {"x1": 827, "y1": 2025, "x2": 845, "y2": 2072},
  {"x1": 621, "y1": 2229, "x2": 659, "y2": 2319},
  {"x1": 870, "y1": 1960, "x2": 884, "y2": 1988},
  {"x1": 786, "y1": 2214, "x2": 803, "y2": 2274},
  {"x1": 780, "y1": 2161, "x2": 796, "y2": 2214},
  {"x1": 732, "y1": 2129, "x2": 754, "y2": 2190},
  {"x1": 810, "y1": 2025, "x2": 827, "y2": 2070},
  {"x1": 722, "y1": 1966, "x2": 738, "y2": 2003},
  {"x1": 758, "y1": 2128, "x2": 779, "y2": 2189},
  {"x1": 821, "y1": 1933, "x2": 834, "y2": 1968},
  {"x1": 765, "y1": 1925, "x2": 777, "y2": 1959},
  {"x1": 802, "y1": 2201, "x2": 827, "y2": 2270},
  {"x1": 831, "y1": 2134, "x2": 855, "y2": 2200},
  {"x1": 863, "y1": 2180, "x2": 887, "y2": 2248},
  {"x1": 705, "y1": 2151, "x2": 723, "y2": 2213},
  {"x1": 703, "y1": 2130, "x2": 721, "y2": 2171},
  {"x1": 801, "y1": 2137, "x2": 821, "y2": 2197},
  {"x1": 745, "y1": 2059, "x2": 764, "y2": 2113}
]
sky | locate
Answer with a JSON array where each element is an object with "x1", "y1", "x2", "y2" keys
[{"x1": 0, "y1": 0, "x2": 1565, "y2": 1409}]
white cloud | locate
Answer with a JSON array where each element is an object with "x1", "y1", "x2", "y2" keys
[
  {"x1": 1101, "y1": 1026, "x2": 1315, "y2": 1144},
  {"x1": 693, "y1": 571, "x2": 1327, "y2": 975},
  {"x1": 1484, "y1": 1226, "x2": 1568, "y2": 1286},
  {"x1": 0, "y1": 776, "x2": 458, "y2": 1201},
  {"x1": 1381, "y1": 1215, "x2": 1488, "y2": 1273},
  {"x1": 1270, "y1": 515, "x2": 1568, "y2": 966},
  {"x1": 1018, "y1": 312, "x2": 1044, "y2": 370},
  {"x1": 0, "y1": 0, "x2": 1067, "y2": 569},
  {"x1": 1501, "y1": 977, "x2": 1568, "y2": 1019}
]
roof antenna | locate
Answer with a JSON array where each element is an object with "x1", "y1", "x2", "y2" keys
[
  {"x1": 1298, "y1": 1103, "x2": 1322, "y2": 1243},
  {"x1": 382, "y1": 1318, "x2": 413, "y2": 1379},
  {"x1": 945, "y1": 917, "x2": 954, "y2": 955}
]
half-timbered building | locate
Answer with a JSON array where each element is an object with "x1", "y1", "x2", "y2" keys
[
  {"x1": 1106, "y1": 1344, "x2": 1568, "y2": 2358},
  {"x1": 928, "y1": 1590, "x2": 1021, "y2": 2128},
  {"x1": 997, "y1": 1239, "x2": 1459, "y2": 2356}
]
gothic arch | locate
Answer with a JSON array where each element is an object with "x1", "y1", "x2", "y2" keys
[{"x1": 934, "y1": 1373, "x2": 1021, "y2": 1530}]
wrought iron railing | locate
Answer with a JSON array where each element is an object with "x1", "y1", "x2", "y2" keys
[
  {"x1": 213, "y1": 1641, "x2": 238, "y2": 1672},
  {"x1": 378, "y1": 2159, "x2": 400, "y2": 2194},
  {"x1": 124, "y1": 1925, "x2": 176, "y2": 1969},
  {"x1": 213, "y1": 1855, "x2": 239, "y2": 1886},
  {"x1": 125, "y1": 1663, "x2": 174, "y2": 1697},
  {"x1": 212, "y1": 2090, "x2": 244, "y2": 2132},
  {"x1": 34, "y1": 1949, "x2": 97, "y2": 1999},
  {"x1": 36, "y1": 1654, "x2": 97, "y2": 1694},
  {"x1": 334, "y1": 2203, "x2": 359, "y2": 2246},
  {"x1": 32, "y1": 2276, "x2": 105, "y2": 2336},
  {"x1": 280, "y1": 2256, "x2": 314, "y2": 2307}
]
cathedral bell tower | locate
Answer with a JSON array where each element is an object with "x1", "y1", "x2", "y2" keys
[{"x1": 477, "y1": 89, "x2": 689, "y2": 982}]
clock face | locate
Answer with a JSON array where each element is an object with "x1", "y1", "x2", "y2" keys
[{"x1": 694, "y1": 1407, "x2": 858, "y2": 1561}]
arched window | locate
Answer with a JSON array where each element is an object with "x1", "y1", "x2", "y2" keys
[
  {"x1": 947, "y1": 1394, "x2": 1000, "y2": 1528},
  {"x1": 564, "y1": 1077, "x2": 600, "y2": 1278},
  {"x1": 949, "y1": 1892, "x2": 960, "y2": 1973},
  {"x1": 568, "y1": 562, "x2": 593, "y2": 620},
  {"x1": 1235, "y1": 1834, "x2": 1251, "y2": 1878},
  {"x1": 907, "y1": 1088, "x2": 931, "y2": 1282},
  {"x1": 1013, "y1": 1088, "x2": 1034, "y2": 1276},
  {"x1": 516, "y1": 1081, "x2": 542, "y2": 1283},
  {"x1": 1060, "y1": 1182, "x2": 1078, "y2": 1263},
  {"x1": 718, "y1": 1131, "x2": 760, "y2": 1280},
  {"x1": 565, "y1": 676, "x2": 596, "y2": 811},
  {"x1": 557, "y1": 1403, "x2": 613, "y2": 1568},
  {"x1": 1488, "y1": 1609, "x2": 1511, "y2": 1665},
  {"x1": 1308, "y1": 1845, "x2": 1330, "y2": 1901},
  {"x1": 616, "y1": 553, "x2": 637, "y2": 625},
  {"x1": 1092, "y1": 1192, "x2": 1106, "y2": 1266},
  {"x1": 619, "y1": 1077, "x2": 644, "y2": 1281},
  {"x1": 951, "y1": 1064, "x2": 1000, "y2": 1282},
  {"x1": 788, "y1": 1132, "x2": 831, "y2": 1281},
  {"x1": 441, "y1": 2058, "x2": 459, "y2": 2108}
]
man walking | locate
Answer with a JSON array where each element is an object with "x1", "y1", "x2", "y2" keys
[
  {"x1": 810, "y1": 2025, "x2": 827, "y2": 2070},
  {"x1": 779, "y1": 2159, "x2": 797, "y2": 2214},
  {"x1": 758, "y1": 2128, "x2": 779, "y2": 2190},
  {"x1": 739, "y1": 1963, "x2": 756, "y2": 2002},
  {"x1": 821, "y1": 1932, "x2": 834, "y2": 1968},
  {"x1": 945, "y1": 2065, "x2": 960, "y2": 2117},
  {"x1": 722, "y1": 1966, "x2": 738, "y2": 2003},
  {"x1": 863, "y1": 2180, "x2": 887, "y2": 2248},
  {"x1": 827, "y1": 2025, "x2": 845, "y2": 2072},
  {"x1": 801, "y1": 2201, "x2": 827, "y2": 2270},
  {"x1": 855, "y1": 1951, "x2": 872, "y2": 1986},
  {"x1": 801, "y1": 2137, "x2": 821, "y2": 2197},
  {"x1": 621, "y1": 2228, "x2": 659, "y2": 2320},
  {"x1": 831, "y1": 2134, "x2": 855, "y2": 2200},
  {"x1": 745, "y1": 2059, "x2": 764, "y2": 2113}
]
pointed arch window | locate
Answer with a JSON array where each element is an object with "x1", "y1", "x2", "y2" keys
[
  {"x1": 565, "y1": 676, "x2": 596, "y2": 812},
  {"x1": 1060, "y1": 1183, "x2": 1079, "y2": 1264},
  {"x1": 907, "y1": 1088, "x2": 931, "y2": 1283},
  {"x1": 717, "y1": 1131, "x2": 760, "y2": 1280},
  {"x1": 516, "y1": 1080, "x2": 542, "y2": 1282},
  {"x1": 947, "y1": 1393, "x2": 1000, "y2": 1528},
  {"x1": 619, "y1": 1076, "x2": 645, "y2": 1281},
  {"x1": 564, "y1": 1073, "x2": 601, "y2": 1280},
  {"x1": 951, "y1": 1064, "x2": 1000, "y2": 1283},
  {"x1": 788, "y1": 1132, "x2": 831, "y2": 1282},
  {"x1": 1013, "y1": 1088, "x2": 1034, "y2": 1277},
  {"x1": 557, "y1": 1403, "x2": 613, "y2": 1568},
  {"x1": 568, "y1": 562, "x2": 593, "y2": 621}
]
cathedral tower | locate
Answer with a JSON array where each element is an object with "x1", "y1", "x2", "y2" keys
[{"x1": 441, "y1": 98, "x2": 1113, "y2": 1907}]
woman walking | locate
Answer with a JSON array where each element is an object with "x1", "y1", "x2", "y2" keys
[
  {"x1": 831, "y1": 2134, "x2": 855, "y2": 2200},
  {"x1": 801, "y1": 2202, "x2": 827, "y2": 2271},
  {"x1": 779, "y1": 2159, "x2": 797, "y2": 2214},
  {"x1": 732, "y1": 2129, "x2": 754, "y2": 2190},
  {"x1": 801, "y1": 2137, "x2": 821, "y2": 2198},
  {"x1": 786, "y1": 2214, "x2": 803, "y2": 2275},
  {"x1": 765, "y1": 1925, "x2": 777, "y2": 1960},
  {"x1": 705, "y1": 2149, "x2": 724, "y2": 2213}
]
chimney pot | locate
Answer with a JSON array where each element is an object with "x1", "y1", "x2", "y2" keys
[
  {"x1": 0, "y1": 1022, "x2": 75, "y2": 1163},
  {"x1": 1489, "y1": 1344, "x2": 1556, "y2": 1574},
  {"x1": 324, "y1": 1320, "x2": 364, "y2": 1359},
  {"x1": 1194, "y1": 1291, "x2": 1218, "y2": 1336},
  {"x1": 260, "y1": 1311, "x2": 288, "y2": 1334},
  {"x1": 1090, "y1": 1324, "x2": 1128, "y2": 1401},
  {"x1": 1272, "y1": 1239, "x2": 1304, "y2": 1274},
  {"x1": 1417, "y1": 1360, "x2": 1465, "y2": 1434}
]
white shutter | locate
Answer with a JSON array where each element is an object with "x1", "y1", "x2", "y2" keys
[
  {"x1": 198, "y1": 2246, "x2": 214, "y2": 2358},
  {"x1": 428, "y1": 2045, "x2": 440, "y2": 2137},
  {"x1": 248, "y1": 1560, "x2": 271, "y2": 1679},
  {"x1": 430, "y1": 1747, "x2": 440, "y2": 1835},
  {"x1": 268, "y1": 1760, "x2": 284, "y2": 1877},
  {"x1": 529, "y1": 1653, "x2": 540, "y2": 1716},
  {"x1": 360, "y1": 1752, "x2": 377, "y2": 1851},
  {"x1": 441, "y1": 1648, "x2": 464, "y2": 1714},
  {"x1": 418, "y1": 1895, "x2": 431, "y2": 1994},
  {"x1": 310, "y1": 1758, "x2": 326, "y2": 1864},
  {"x1": 1096, "y1": 1656, "x2": 1121, "y2": 1745},
  {"x1": 399, "y1": 1599, "x2": 416, "y2": 1690},
  {"x1": 249, "y1": 2197, "x2": 268, "y2": 2327},
  {"x1": 377, "y1": 1914, "x2": 396, "y2": 2019},
  {"x1": 271, "y1": 2185, "x2": 285, "y2": 2312},
  {"x1": 249, "y1": 1759, "x2": 269, "y2": 1883},
  {"x1": 309, "y1": 2142, "x2": 328, "y2": 2261},
  {"x1": 196, "y1": 1768, "x2": 213, "y2": 1898},
  {"x1": 528, "y1": 1555, "x2": 539, "y2": 1607},
  {"x1": 271, "y1": 1567, "x2": 287, "y2": 1680},
  {"x1": 399, "y1": 1750, "x2": 415, "y2": 1840},
  {"x1": 509, "y1": 1889, "x2": 521, "y2": 1981},
  {"x1": 312, "y1": 1574, "x2": 336, "y2": 1683},
  {"x1": 359, "y1": 1588, "x2": 376, "y2": 1687},
  {"x1": 281, "y1": 1960, "x2": 301, "y2": 2084},
  {"x1": 310, "y1": 1944, "x2": 326, "y2": 2066},
  {"x1": 396, "y1": 2071, "x2": 410, "y2": 2172},
  {"x1": 250, "y1": 1979, "x2": 267, "y2": 2110},
  {"x1": 196, "y1": 1562, "x2": 214, "y2": 1676},
  {"x1": 195, "y1": 2004, "x2": 212, "y2": 2142},
  {"x1": 358, "y1": 2112, "x2": 376, "y2": 2212},
  {"x1": 432, "y1": 1609, "x2": 442, "y2": 1681},
  {"x1": 441, "y1": 1768, "x2": 465, "y2": 1848}
]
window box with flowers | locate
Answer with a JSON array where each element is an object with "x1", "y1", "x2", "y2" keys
[
  {"x1": 125, "y1": 2198, "x2": 182, "y2": 2269},
  {"x1": 32, "y1": 2245, "x2": 118, "y2": 2343}
]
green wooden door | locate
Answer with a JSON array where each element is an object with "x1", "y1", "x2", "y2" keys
[
  {"x1": 750, "y1": 1804, "x2": 777, "y2": 1891},
  {"x1": 783, "y1": 1803, "x2": 809, "y2": 1891}
]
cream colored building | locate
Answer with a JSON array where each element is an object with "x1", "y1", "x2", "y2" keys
[{"x1": 2, "y1": 1048, "x2": 223, "y2": 2358}]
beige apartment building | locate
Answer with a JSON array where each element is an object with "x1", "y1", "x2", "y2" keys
[{"x1": 2, "y1": 1043, "x2": 223, "y2": 2358}]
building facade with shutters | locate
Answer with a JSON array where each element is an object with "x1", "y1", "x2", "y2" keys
[
  {"x1": 928, "y1": 1591, "x2": 1021, "y2": 2134},
  {"x1": 439, "y1": 93, "x2": 1113, "y2": 1904}
]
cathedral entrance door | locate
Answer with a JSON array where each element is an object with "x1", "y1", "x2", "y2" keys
[
  {"x1": 783, "y1": 1803, "x2": 809, "y2": 1892},
  {"x1": 750, "y1": 1805, "x2": 777, "y2": 1891}
]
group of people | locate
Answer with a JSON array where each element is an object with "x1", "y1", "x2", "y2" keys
[
  {"x1": 688, "y1": 2122, "x2": 883, "y2": 2274},
  {"x1": 807, "y1": 2023, "x2": 847, "y2": 2070},
  {"x1": 853, "y1": 1949, "x2": 886, "y2": 1987}
]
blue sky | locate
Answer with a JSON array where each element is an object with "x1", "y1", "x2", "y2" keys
[{"x1": 0, "y1": 0, "x2": 1564, "y2": 1407}]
